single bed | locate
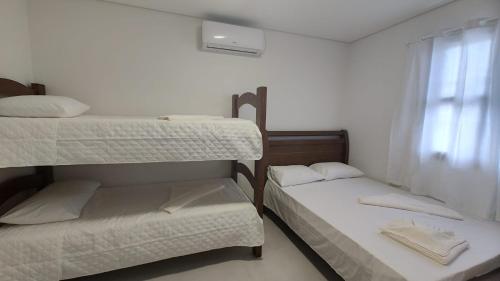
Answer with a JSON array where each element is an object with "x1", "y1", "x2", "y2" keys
[
  {"x1": 261, "y1": 131, "x2": 500, "y2": 281},
  {"x1": 1, "y1": 178, "x2": 264, "y2": 281}
]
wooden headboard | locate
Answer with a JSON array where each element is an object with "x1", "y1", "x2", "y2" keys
[
  {"x1": 265, "y1": 130, "x2": 349, "y2": 167},
  {"x1": 0, "y1": 78, "x2": 53, "y2": 215},
  {"x1": 0, "y1": 78, "x2": 46, "y2": 97}
]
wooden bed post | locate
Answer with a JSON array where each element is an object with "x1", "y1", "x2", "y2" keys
[
  {"x1": 230, "y1": 87, "x2": 268, "y2": 258},
  {"x1": 254, "y1": 87, "x2": 267, "y2": 218},
  {"x1": 231, "y1": 95, "x2": 239, "y2": 183},
  {"x1": 35, "y1": 166, "x2": 54, "y2": 187},
  {"x1": 230, "y1": 87, "x2": 267, "y2": 217},
  {"x1": 31, "y1": 83, "x2": 46, "y2": 95},
  {"x1": 253, "y1": 87, "x2": 267, "y2": 258},
  {"x1": 342, "y1": 129, "x2": 349, "y2": 164},
  {"x1": 31, "y1": 82, "x2": 54, "y2": 187}
]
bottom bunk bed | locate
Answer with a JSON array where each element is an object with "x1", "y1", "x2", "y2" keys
[
  {"x1": 261, "y1": 131, "x2": 500, "y2": 281},
  {"x1": 1, "y1": 178, "x2": 264, "y2": 281}
]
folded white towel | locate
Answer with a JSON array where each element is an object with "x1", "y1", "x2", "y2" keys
[
  {"x1": 158, "y1": 115, "x2": 224, "y2": 121},
  {"x1": 381, "y1": 219, "x2": 469, "y2": 265},
  {"x1": 359, "y1": 193, "x2": 464, "y2": 220},
  {"x1": 160, "y1": 184, "x2": 225, "y2": 213}
]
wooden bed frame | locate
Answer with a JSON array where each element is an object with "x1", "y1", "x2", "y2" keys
[
  {"x1": 231, "y1": 88, "x2": 349, "y2": 256},
  {"x1": 257, "y1": 130, "x2": 349, "y2": 277},
  {"x1": 0, "y1": 77, "x2": 268, "y2": 257},
  {"x1": 258, "y1": 130, "x2": 350, "y2": 215},
  {"x1": 0, "y1": 77, "x2": 349, "y2": 260}
]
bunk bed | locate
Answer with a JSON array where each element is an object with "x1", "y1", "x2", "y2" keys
[
  {"x1": 261, "y1": 131, "x2": 500, "y2": 281},
  {"x1": 0, "y1": 78, "x2": 267, "y2": 280}
]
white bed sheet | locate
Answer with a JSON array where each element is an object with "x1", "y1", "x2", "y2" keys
[
  {"x1": 264, "y1": 177, "x2": 500, "y2": 281},
  {"x1": 0, "y1": 178, "x2": 264, "y2": 281},
  {"x1": 0, "y1": 115, "x2": 262, "y2": 168}
]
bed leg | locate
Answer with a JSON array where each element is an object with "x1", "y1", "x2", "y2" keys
[{"x1": 252, "y1": 246, "x2": 262, "y2": 258}]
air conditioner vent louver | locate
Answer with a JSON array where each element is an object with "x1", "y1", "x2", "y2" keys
[{"x1": 205, "y1": 44, "x2": 259, "y2": 55}]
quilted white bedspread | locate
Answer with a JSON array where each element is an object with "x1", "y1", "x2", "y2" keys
[
  {"x1": 265, "y1": 178, "x2": 500, "y2": 281},
  {"x1": 0, "y1": 178, "x2": 264, "y2": 281},
  {"x1": 0, "y1": 115, "x2": 262, "y2": 168}
]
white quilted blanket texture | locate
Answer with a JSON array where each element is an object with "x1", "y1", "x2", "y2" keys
[
  {"x1": 0, "y1": 178, "x2": 264, "y2": 281},
  {"x1": 0, "y1": 116, "x2": 263, "y2": 168}
]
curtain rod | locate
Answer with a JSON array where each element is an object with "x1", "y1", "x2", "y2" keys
[{"x1": 406, "y1": 17, "x2": 498, "y2": 46}]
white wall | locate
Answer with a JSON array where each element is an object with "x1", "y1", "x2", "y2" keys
[
  {"x1": 0, "y1": 0, "x2": 33, "y2": 83},
  {"x1": 26, "y1": 0, "x2": 349, "y2": 186},
  {"x1": 6, "y1": 0, "x2": 494, "y2": 187},
  {"x1": 0, "y1": 0, "x2": 34, "y2": 182},
  {"x1": 344, "y1": 0, "x2": 500, "y2": 181}
]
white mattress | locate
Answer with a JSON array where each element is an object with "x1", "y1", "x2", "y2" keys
[
  {"x1": 0, "y1": 178, "x2": 264, "y2": 281},
  {"x1": 264, "y1": 177, "x2": 500, "y2": 281},
  {"x1": 0, "y1": 115, "x2": 262, "y2": 168}
]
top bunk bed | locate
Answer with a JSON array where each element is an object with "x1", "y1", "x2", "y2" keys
[{"x1": 0, "y1": 78, "x2": 264, "y2": 168}]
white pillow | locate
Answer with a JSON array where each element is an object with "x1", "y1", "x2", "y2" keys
[
  {"x1": 0, "y1": 95, "x2": 90, "y2": 117},
  {"x1": 269, "y1": 165, "x2": 325, "y2": 187},
  {"x1": 309, "y1": 162, "x2": 364, "y2": 180},
  {"x1": 0, "y1": 180, "x2": 100, "y2": 225}
]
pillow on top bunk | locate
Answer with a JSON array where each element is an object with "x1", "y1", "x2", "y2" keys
[
  {"x1": 0, "y1": 180, "x2": 100, "y2": 225},
  {"x1": 309, "y1": 162, "x2": 364, "y2": 180},
  {"x1": 0, "y1": 95, "x2": 90, "y2": 118},
  {"x1": 269, "y1": 165, "x2": 325, "y2": 187}
]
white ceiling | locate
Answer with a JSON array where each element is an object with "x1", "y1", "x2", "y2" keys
[{"x1": 104, "y1": 0, "x2": 456, "y2": 43}]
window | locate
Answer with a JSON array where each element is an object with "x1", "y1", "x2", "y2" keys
[
  {"x1": 387, "y1": 20, "x2": 499, "y2": 220},
  {"x1": 420, "y1": 25, "x2": 495, "y2": 165}
]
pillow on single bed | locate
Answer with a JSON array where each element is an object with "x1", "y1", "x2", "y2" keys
[
  {"x1": 309, "y1": 162, "x2": 364, "y2": 180},
  {"x1": 0, "y1": 95, "x2": 90, "y2": 117},
  {"x1": 0, "y1": 180, "x2": 100, "y2": 225},
  {"x1": 269, "y1": 165, "x2": 325, "y2": 187}
]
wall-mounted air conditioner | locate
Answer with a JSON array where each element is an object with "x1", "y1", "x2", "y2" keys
[{"x1": 202, "y1": 21, "x2": 265, "y2": 57}]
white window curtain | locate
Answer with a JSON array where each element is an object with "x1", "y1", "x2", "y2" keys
[{"x1": 387, "y1": 20, "x2": 500, "y2": 221}]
